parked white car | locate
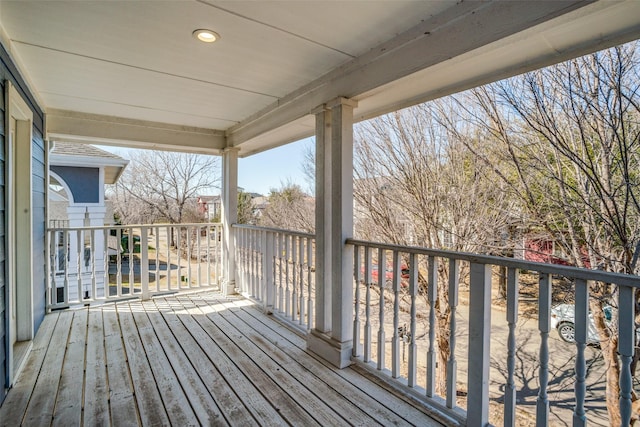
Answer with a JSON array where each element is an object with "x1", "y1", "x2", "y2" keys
[{"x1": 550, "y1": 304, "x2": 612, "y2": 344}]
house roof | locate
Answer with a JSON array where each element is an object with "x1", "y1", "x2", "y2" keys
[
  {"x1": 2, "y1": 2, "x2": 639, "y2": 157},
  {"x1": 50, "y1": 142, "x2": 129, "y2": 184}
]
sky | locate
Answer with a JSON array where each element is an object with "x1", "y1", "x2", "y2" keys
[
  {"x1": 96, "y1": 137, "x2": 314, "y2": 197},
  {"x1": 239, "y1": 138, "x2": 314, "y2": 195}
]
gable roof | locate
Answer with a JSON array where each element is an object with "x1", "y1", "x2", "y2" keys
[{"x1": 50, "y1": 142, "x2": 129, "y2": 184}]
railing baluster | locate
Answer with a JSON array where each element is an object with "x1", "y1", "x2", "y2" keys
[
  {"x1": 239, "y1": 228, "x2": 245, "y2": 292},
  {"x1": 128, "y1": 227, "x2": 135, "y2": 294},
  {"x1": 619, "y1": 284, "x2": 635, "y2": 425},
  {"x1": 278, "y1": 233, "x2": 284, "y2": 313},
  {"x1": 446, "y1": 258, "x2": 459, "y2": 408},
  {"x1": 573, "y1": 279, "x2": 588, "y2": 427},
  {"x1": 426, "y1": 256, "x2": 438, "y2": 397},
  {"x1": 504, "y1": 267, "x2": 519, "y2": 425},
  {"x1": 90, "y1": 229, "x2": 96, "y2": 301},
  {"x1": 299, "y1": 236, "x2": 305, "y2": 326},
  {"x1": 116, "y1": 228, "x2": 122, "y2": 296},
  {"x1": 243, "y1": 229, "x2": 249, "y2": 294},
  {"x1": 285, "y1": 235, "x2": 291, "y2": 318},
  {"x1": 47, "y1": 230, "x2": 55, "y2": 308},
  {"x1": 407, "y1": 253, "x2": 418, "y2": 388},
  {"x1": 197, "y1": 225, "x2": 202, "y2": 288},
  {"x1": 187, "y1": 226, "x2": 192, "y2": 288},
  {"x1": 364, "y1": 247, "x2": 372, "y2": 363},
  {"x1": 353, "y1": 245, "x2": 362, "y2": 358},
  {"x1": 307, "y1": 237, "x2": 313, "y2": 331},
  {"x1": 77, "y1": 229, "x2": 83, "y2": 301},
  {"x1": 292, "y1": 236, "x2": 298, "y2": 322},
  {"x1": 391, "y1": 250, "x2": 401, "y2": 378},
  {"x1": 140, "y1": 227, "x2": 149, "y2": 300},
  {"x1": 103, "y1": 228, "x2": 109, "y2": 299},
  {"x1": 154, "y1": 227, "x2": 160, "y2": 292},
  {"x1": 253, "y1": 230, "x2": 259, "y2": 299},
  {"x1": 246, "y1": 229, "x2": 251, "y2": 295},
  {"x1": 177, "y1": 226, "x2": 183, "y2": 289},
  {"x1": 206, "y1": 225, "x2": 211, "y2": 286},
  {"x1": 536, "y1": 273, "x2": 551, "y2": 424},
  {"x1": 254, "y1": 229, "x2": 258, "y2": 296},
  {"x1": 217, "y1": 224, "x2": 222, "y2": 286},
  {"x1": 258, "y1": 229, "x2": 264, "y2": 301},
  {"x1": 63, "y1": 230, "x2": 69, "y2": 304},
  {"x1": 377, "y1": 248, "x2": 386, "y2": 371}
]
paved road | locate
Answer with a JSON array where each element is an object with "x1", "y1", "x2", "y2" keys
[{"x1": 452, "y1": 304, "x2": 609, "y2": 426}]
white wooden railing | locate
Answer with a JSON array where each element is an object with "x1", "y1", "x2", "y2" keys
[
  {"x1": 348, "y1": 239, "x2": 640, "y2": 426},
  {"x1": 46, "y1": 223, "x2": 222, "y2": 310},
  {"x1": 233, "y1": 224, "x2": 315, "y2": 332},
  {"x1": 51, "y1": 219, "x2": 640, "y2": 424}
]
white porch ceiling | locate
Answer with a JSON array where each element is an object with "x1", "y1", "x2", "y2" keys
[{"x1": 1, "y1": 1, "x2": 640, "y2": 156}]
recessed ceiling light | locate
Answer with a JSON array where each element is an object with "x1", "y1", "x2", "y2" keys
[{"x1": 193, "y1": 29, "x2": 220, "y2": 43}]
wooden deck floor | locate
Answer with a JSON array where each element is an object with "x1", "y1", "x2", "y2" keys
[{"x1": 0, "y1": 291, "x2": 443, "y2": 426}]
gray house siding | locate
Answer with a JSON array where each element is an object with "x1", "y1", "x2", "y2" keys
[
  {"x1": 50, "y1": 166, "x2": 99, "y2": 203},
  {"x1": 0, "y1": 43, "x2": 46, "y2": 403},
  {"x1": 32, "y1": 128, "x2": 46, "y2": 332}
]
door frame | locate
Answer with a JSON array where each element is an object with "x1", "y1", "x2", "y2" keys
[{"x1": 5, "y1": 81, "x2": 34, "y2": 387}]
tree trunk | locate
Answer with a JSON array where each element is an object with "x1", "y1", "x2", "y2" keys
[{"x1": 592, "y1": 301, "x2": 622, "y2": 424}]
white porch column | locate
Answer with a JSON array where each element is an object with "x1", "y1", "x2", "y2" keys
[
  {"x1": 308, "y1": 97, "x2": 357, "y2": 368},
  {"x1": 221, "y1": 147, "x2": 239, "y2": 296},
  {"x1": 312, "y1": 105, "x2": 331, "y2": 333}
]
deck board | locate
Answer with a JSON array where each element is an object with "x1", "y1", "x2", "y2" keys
[
  {"x1": 52, "y1": 309, "x2": 87, "y2": 426},
  {"x1": 22, "y1": 310, "x2": 74, "y2": 426},
  {"x1": 190, "y1": 295, "x2": 375, "y2": 426},
  {"x1": 0, "y1": 312, "x2": 59, "y2": 427},
  {"x1": 156, "y1": 299, "x2": 257, "y2": 426},
  {"x1": 83, "y1": 308, "x2": 109, "y2": 427},
  {"x1": 141, "y1": 301, "x2": 225, "y2": 425},
  {"x1": 117, "y1": 305, "x2": 171, "y2": 427},
  {"x1": 103, "y1": 306, "x2": 139, "y2": 426},
  {"x1": 0, "y1": 291, "x2": 444, "y2": 427}
]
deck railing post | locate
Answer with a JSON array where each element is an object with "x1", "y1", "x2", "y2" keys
[
  {"x1": 140, "y1": 227, "x2": 150, "y2": 300},
  {"x1": 467, "y1": 262, "x2": 491, "y2": 426}
]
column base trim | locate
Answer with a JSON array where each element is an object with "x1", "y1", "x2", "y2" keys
[
  {"x1": 307, "y1": 329, "x2": 353, "y2": 369},
  {"x1": 222, "y1": 279, "x2": 236, "y2": 296}
]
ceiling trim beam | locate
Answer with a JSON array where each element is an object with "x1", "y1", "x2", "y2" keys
[
  {"x1": 46, "y1": 109, "x2": 226, "y2": 154},
  {"x1": 226, "y1": 0, "x2": 589, "y2": 147}
]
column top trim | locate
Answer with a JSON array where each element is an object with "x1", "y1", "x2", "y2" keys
[{"x1": 326, "y1": 97, "x2": 358, "y2": 109}]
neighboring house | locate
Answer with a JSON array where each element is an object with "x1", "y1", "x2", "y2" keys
[
  {"x1": 523, "y1": 235, "x2": 592, "y2": 268},
  {"x1": 48, "y1": 142, "x2": 129, "y2": 302},
  {"x1": 196, "y1": 195, "x2": 221, "y2": 221},
  {"x1": 251, "y1": 195, "x2": 269, "y2": 219}
]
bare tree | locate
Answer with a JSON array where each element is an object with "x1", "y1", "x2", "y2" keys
[
  {"x1": 353, "y1": 102, "x2": 518, "y2": 394},
  {"x1": 458, "y1": 42, "x2": 640, "y2": 423},
  {"x1": 259, "y1": 182, "x2": 315, "y2": 233},
  {"x1": 110, "y1": 149, "x2": 220, "y2": 230}
]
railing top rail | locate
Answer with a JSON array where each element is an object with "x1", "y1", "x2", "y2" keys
[
  {"x1": 347, "y1": 238, "x2": 640, "y2": 287},
  {"x1": 47, "y1": 222, "x2": 223, "y2": 232},
  {"x1": 232, "y1": 223, "x2": 315, "y2": 239}
]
